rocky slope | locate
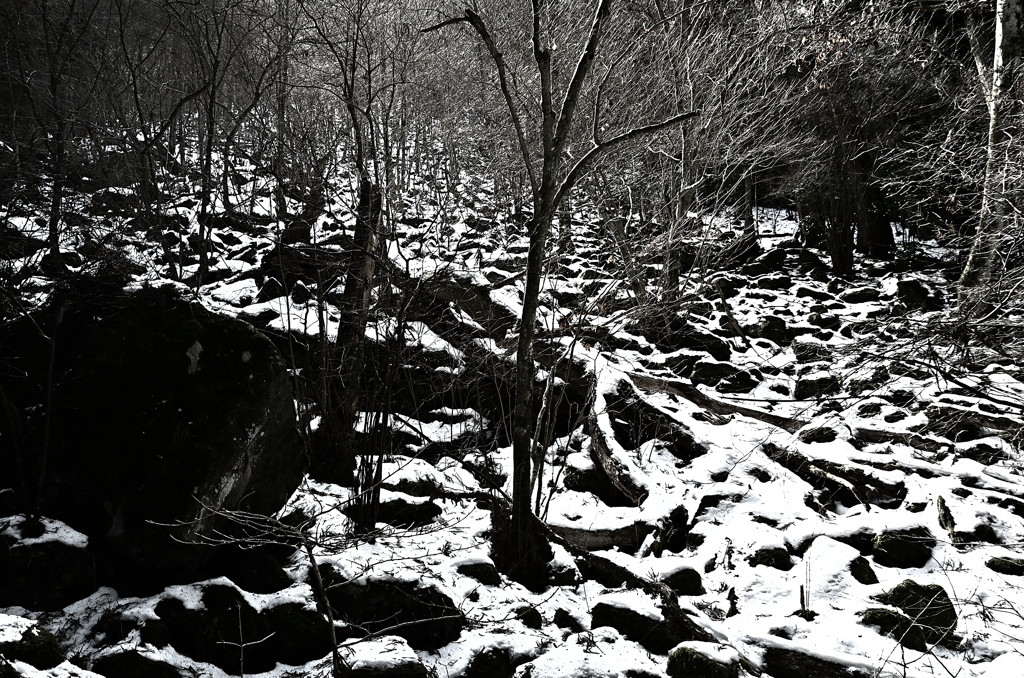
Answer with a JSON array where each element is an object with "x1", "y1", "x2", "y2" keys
[{"x1": 2, "y1": 167, "x2": 1023, "y2": 678}]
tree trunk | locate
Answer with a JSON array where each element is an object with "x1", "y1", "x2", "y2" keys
[
  {"x1": 959, "y1": 0, "x2": 1022, "y2": 305},
  {"x1": 336, "y1": 177, "x2": 383, "y2": 502}
]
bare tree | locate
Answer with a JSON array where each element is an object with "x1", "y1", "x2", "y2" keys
[
  {"x1": 425, "y1": 0, "x2": 698, "y2": 583},
  {"x1": 959, "y1": 0, "x2": 1022, "y2": 307}
]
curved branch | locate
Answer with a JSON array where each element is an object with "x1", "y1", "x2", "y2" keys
[{"x1": 552, "y1": 109, "x2": 700, "y2": 210}]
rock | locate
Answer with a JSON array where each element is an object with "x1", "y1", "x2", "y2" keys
[
  {"x1": 859, "y1": 608, "x2": 926, "y2": 652},
  {"x1": 849, "y1": 557, "x2": 878, "y2": 585},
  {"x1": 709, "y1": 274, "x2": 745, "y2": 299},
  {"x1": 872, "y1": 527, "x2": 935, "y2": 569},
  {"x1": 553, "y1": 609, "x2": 584, "y2": 632},
  {"x1": 666, "y1": 643, "x2": 738, "y2": 678},
  {"x1": 754, "y1": 274, "x2": 792, "y2": 290},
  {"x1": 0, "y1": 619, "x2": 64, "y2": 670},
  {"x1": 457, "y1": 559, "x2": 502, "y2": 586},
  {"x1": 747, "y1": 546, "x2": 794, "y2": 571},
  {"x1": 0, "y1": 516, "x2": 95, "y2": 611},
  {"x1": 797, "y1": 249, "x2": 826, "y2": 271},
  {"x1": 719, "y1": 369, "x2": 761, "y2": 394},
  {"x1": 204, "y1": 545, "x2": 293, "y2": 594},
  {"x1": 668, "y1": 326, "x2": 732, "y2": 361},
  {"x1": 745, "y1": 316, "x2": 793, "y2": 346},
  {"x1": 797, "y1": 426, "x2": 837, "y2": 444},
  {"x1": 343, "y1": 495, "x2": 442, "y2": 529},
  {"x1": 548, "y1": 521, "x2": 653, "y2": 554},
  {"x1": 875, "y1": 579, "x2": 957, "y2": 645},
  {"x1": 807, "y1": 312, "x2": 842, "y2": 330},
  {"x1": 323, "y1": 574, "x2": 463, "y2": 650},
  {"x1": 661, "y1": 566, "x2": 704, "y2": 596},
  {"x1": 761, "y1": 643, "x2": 872, "y2": 678},
  {"x1": 590, "y1": 601, "x2": 683, "y2": 654},
  {"x1": 792, "y1": 340, "x2": 829, "y2": 363},
  {"x1": 794, "y1": 286, "x2": 832, "y2": 301},
  {"x1": 896, "y1": 279, "x2": 941, "y2": 310},
  {"x1": 987, "y1": 557, "x2": 1024, "y2": 576},
  {"x1": 141, "y1": 583, "x2": 333, "y2": 674},
  {"x1": 465, "y1": 646, "x2": 512, "y2": 678},
  {"x1": 0, "y1": 286, "x2": 306, "y2": 592},
  {"x1": 514, "y1": 606, "x2": 543, "y2": 630},
  {"x1": 839, "y1": 287, "x2": 880, "y2": 303},
  {"x1": 91, "y1": 651, "x2": 183, "y2": 678},
  {"x1": 794, "y1": 372, "x2": 840, "y2": 400},
  {"x1": 690, "y1": 360, "x2": 738, "y2": 387}
]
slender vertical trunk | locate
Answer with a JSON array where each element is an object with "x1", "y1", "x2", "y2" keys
[
  {"x1": 47, "y1": 124, "x2": 66, "y2": 271},
  {"x1": 959, "y1": 0, "x2": 1021, "y2": 303},
  {"x1": 337, "y1": 176, "x2": 382, "y2": 498}
]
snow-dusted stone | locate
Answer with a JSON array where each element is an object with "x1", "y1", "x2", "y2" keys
[
  {"x1": 0, "y1": 286, "x2": 306, "y2": 591},
  {"x1": 349, "y1": 636, "x2": 428, "y2": 678},
  {"x1": 343, "y1": 493, "x2": 442, "y2": 529},
  {"x1": 746, "y1": 315, "x2": 793, "y2": 346},
  {"x1": 0, "y1": 614, "x2": 64, "y2": 671},
  {"x1": 874, "y1": 579, "x2": 957, "y2": 646},
  {"x1": 871, "y1": 527, "x2": 936, "y2": 569},
  {"x1": 323, "y1": 573, "x2": 463, "y2": 651},
  {"x1": 839, "y1": 286, "x2": 880, "y2": 303},
  {"x1": 590, "y1": 591, "x2": 687, "y2": 654},
  {"x1": 987, "y1": 556, "x2": 1024, "y2": 576},
  {"x1": 0, "y1": 516, "x2": 95, "y2": 611},
  {"x1": 793, "y1": 371, "x2": 840, "y2": 399},
  {"x1": 139, "y1": 582, "x2": 333, "y2": 674},
  {"x1": 660, "y1": 565, "x2": 704, "y2": 596},
  {"x1": 896, "y1": 279, "x2": 942, "y2": 310},
  {"x1": 89, "y1": 650, "x2": 182, "y2": 678},
  {"x1": 666, "y1": 642, "x2": 739, "y2": 678},
  {"x1": 859, "y1": 607, "x2": 927, "y2": 652}
]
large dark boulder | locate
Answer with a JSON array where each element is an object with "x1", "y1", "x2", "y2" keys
[
  {"x1": 322, "y1": 572, "x2": 464, "y2": 650},
  {"x1": 139, "y1": 583, "x2": 333, "y2": 674},
  {"x1": 0, "y1": 285, "x2": 306, "y2": 591},
  {"x1": 0, "y1": 516, "x2": 96, "y2": 610}
]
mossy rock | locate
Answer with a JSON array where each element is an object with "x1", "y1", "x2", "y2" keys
[
  {"x1": 0, "y1": 285, "x2": 306, "y2": 591},
  {"x1": 0, "y1": 625, "x2": 63, "y2": 670},
  {"x1": 323, "y1": 573, "x2": 463, "y2": 650},
  {"x1": 661, "y1": 566, "x2": 704, "y2": 596},
  {"x1": 872, "y1": 527, "x2": 935, "y2": 569},
  {"x1": 876, "y1": 579, "x2": 956, "y2": 646},
  {"x1": 849, "y1": 557, "x2": 878, "y2": 585},
  {"x1": 553, "y1": 609, "x2": 584, "y2": 633},
  {"x1": 457, "y1": 560, "x2": 502, "y2": 586},
  {"x1": 666, "y1": 644, "x2": 738, "y2": 678},
  {"x1": 746, "y1": 316, "x2": 793, "y2": 346},
  {"x1": 591, "y1": 601, "x2": 684, "y2": 655},
  {"x1": 859, "y1": 608, "x2": 926, "y2": 652},
  {"x1": 91, "y1": 651, "x2": 184, "y2": 678},
  {"x1": 0, "y1": 536, "x2": 95, "y2": 611},
  {"x1": 141, "y1": 583, "x2": 332, "y2": 674},
  {"x1": 987, "y1": 557, "x2": 1024, "y2": 576},
  {"x1": 465, "y1": 646, "x2": 512, "y2": 678},
  {"x1": 352, "y1": 659, "x2": 428, "y2": 678},
  {"x1": 690, "y1": 360, "x2": 739, "y2": 387},
  {"x1": 839, "y1": 287, "x2": 880, "y2": 303},
  {"x1": 794, "y1": 373, "x2": 840, "y2": 400},
  {"x1": 748, "y1": 546, "x2": 794, "y2": 571},
  {"x1": 798, "y1": 426, "x2": 838, "y2": 444}
]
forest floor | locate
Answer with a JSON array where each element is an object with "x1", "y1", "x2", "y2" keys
[{"x1": 3, "y1": 164, "x2": 1024, "y2": 678}]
